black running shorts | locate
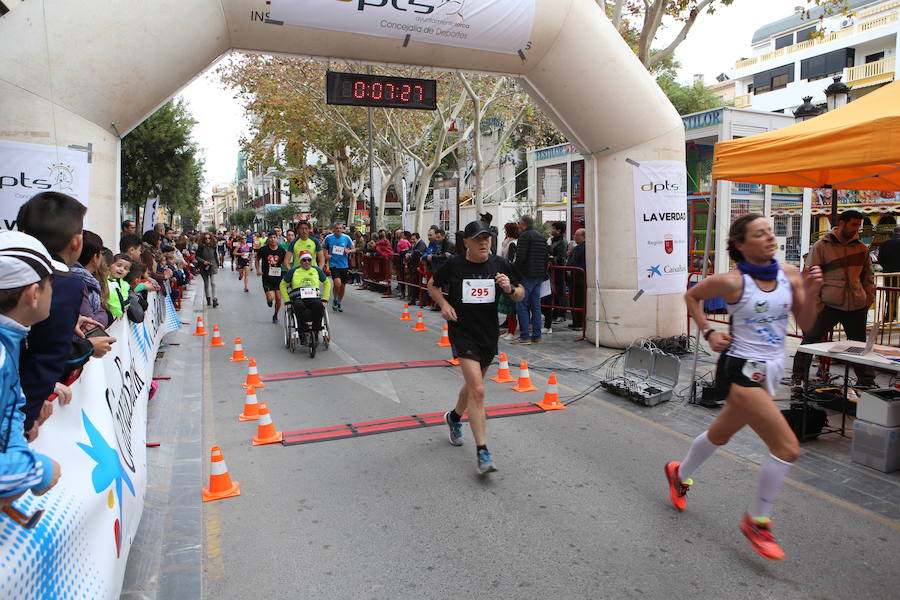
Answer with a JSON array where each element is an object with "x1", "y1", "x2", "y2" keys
[
  {"x1": 330, "y1": 267, "x2": 351, "y2": 283},
  {"x1": 714, "y1": 353, "x2": 766, "y2": 400},
  {"x1": 262, "y1": 276, "x2": 282, "y2": 293},
  {"x1": 236, "y1": 257, "x2": 250, "y2": 269},
  {"x1": 449, "y1": 331, "x2": 495, "y2": 370}
]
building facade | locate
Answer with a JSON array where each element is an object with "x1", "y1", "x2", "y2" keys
[{"x1": 721, "y1": 0, "x2": 898, "y2": 112}]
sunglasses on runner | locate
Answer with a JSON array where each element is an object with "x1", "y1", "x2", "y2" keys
[{"x1": 300, "y1": 258, "x2": 312, "y2": 262}]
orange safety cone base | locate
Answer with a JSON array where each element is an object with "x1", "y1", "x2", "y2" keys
[
  {"x1": 490, "y1": 373, "x2": 516, "y2": 383},
  {"x1": 193, "y1": 329, "x2": 207, "y2": 336},
  {"x1": 436, "y1": 339, "x2": 451, "y2": 347},
  {"x1": 209, "y1": 335, "x2": 225, "y2": 347},
  {"x1": 252, "y1": 431, "x2": 283, "y2": 446},
  {"x1": 510, "y1": 383, "x2": 539, "y2": 392},
  {"x1": 242, "y1": 381, "x2": 265, "y2": 389},
  {"x1": 537, "y1": 398, "x2": 567, "y2": 410},
  {"x1": 412, "y1": 325, "x2": 429, "y2": 332},
  {"x1": 238, "y1": 412, "x2": 259, "y2": 422},
  {"x1": 202, "y1": 481, "x2": 240, "y2": 502},
  {"x1": 447, "y1": 358, "x2": 460, "y2": 366},
  {"x1": 229, "y1": 355, "x2": 249, "y2": 362}
]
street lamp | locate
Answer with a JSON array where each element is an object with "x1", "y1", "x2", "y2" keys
[
  {"x1": 824, "y1": 75, "x2": 850, "y2": 112},
  {"x1": 792, "y1": 96, "x2": 821, "y2": 123}
]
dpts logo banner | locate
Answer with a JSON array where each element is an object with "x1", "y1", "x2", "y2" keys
[
  {"x1": 633, "y1": 160, "x2": 688, "y2": 296},
  {"x1": 270, "y1": 0, "x2": 535, "y2": 54},
  {"x1": 0, "y1": 141, "x2": 91, "y2": 230},
  {"x1": 0, "y1": 292, "x2": 180, "y2": 600}
]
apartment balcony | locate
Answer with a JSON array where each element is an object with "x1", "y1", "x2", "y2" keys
[
  {"x1": 845, "y1": 56, "x2": 896, "y2": 87},
  {"x1": 733, "y1": 94, "x2": 751, "y2": 108},
  {"x1": 734, "y1": 11, "x2": 899, "y2": 70}
]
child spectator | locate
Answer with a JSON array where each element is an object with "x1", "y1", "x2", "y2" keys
[
  {"x1": 74, "y1": 230, "x2": 111, "y2": 327},
  {"x1": 0, "y1": 231, "x2": 66, "y2": 505},
  {"x1": 107, "y1": 254, "x2": 132, "y2": 320}
]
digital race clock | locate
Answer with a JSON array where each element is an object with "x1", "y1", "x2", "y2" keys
[{"x1": 325, "y1": 71, "x2": 437, "y2": 110}]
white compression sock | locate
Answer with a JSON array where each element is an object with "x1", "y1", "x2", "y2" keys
[
  {"x1": 678, "y1": 431, "x2": 718, "y2": 482},
  {"x1": 749, "y1": 454, "x2": 793, "y2": 520}
]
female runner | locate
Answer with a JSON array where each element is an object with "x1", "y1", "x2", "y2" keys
[
  {"x1": 666, "y1": 213, "x2": 823, "y2": 560},
  {"x1": 236, "y1": 234, "x2": 253, "y2": 292}
]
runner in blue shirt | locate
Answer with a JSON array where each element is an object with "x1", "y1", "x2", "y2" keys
[{"x1": 322, "y1": 223, "x2": 355, "y2": 312}]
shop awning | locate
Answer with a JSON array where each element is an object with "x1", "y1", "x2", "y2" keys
[{"x1": 712, "y1": 80, "x2": 900, "y2": 192}]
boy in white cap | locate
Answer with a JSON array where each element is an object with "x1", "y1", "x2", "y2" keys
[{"x1": 0, "y1": 231, "x2": 68, "y2": 508}]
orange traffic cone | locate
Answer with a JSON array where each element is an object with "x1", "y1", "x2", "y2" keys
[
  {"x1": 436, "y1": 324, "x2": 451, "y2": 347},
  {"x1": 399, "y1": 304, "x2": 413, "y2": 321},
  {"x1": 510, "y1": 360, "x2": 538, "y2": 392},
  {"x1": 536, "y1": 374, "x2": 566, "y2": 410},
  {"x1": 412, "y1": 312, "x2": 428, "y2": 332},
  {"x1": 490, "y1": 353, "x2": 516, "y2": 383},
  {"x1": 238, "y1": 386, "x2": 260, "y2": 421},
  {"x1": 447, "y1": 357, "x2": 460, "y2": 366},
  {"x1": 193, "y1": 315, "x2": 208, "y2": 336},
  {"x1": 242, "y1": 358, "x2": 265, "y2": 389},
  {"x1": 208, "y1": 325, "x2": 225, "y2": 347},
  {"x1": 201, "y1": 446, "x2": 240, "y2": 502},
  {"x1": 252, "y1": 402, "x2": 282, "y2": 445},
  {"x1": 229, "y1": 337, "x2": 248, "y2": 362}
]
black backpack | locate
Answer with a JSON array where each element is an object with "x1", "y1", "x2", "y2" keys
[{"x1": 781, "y1": 402, "x2": 829, "y2": 440}]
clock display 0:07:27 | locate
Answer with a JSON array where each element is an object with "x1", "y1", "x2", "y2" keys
[{"x1": 325, "y1": 71, "x2": 438, "y2": 110}]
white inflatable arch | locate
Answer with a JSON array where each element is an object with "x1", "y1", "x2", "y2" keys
[{"x1": 0, "y1": 0, "x2": 685, "y2": 347}]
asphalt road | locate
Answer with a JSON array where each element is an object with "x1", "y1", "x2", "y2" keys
[{"x1": 200, "y1": 263, "x2": 900, "y2": 600}]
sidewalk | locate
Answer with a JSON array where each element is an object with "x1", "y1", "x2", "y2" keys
[
  {"x1": 381, "y1": 290, "x2": 900, "y2": 523},
  {"x1": 121, "y1": 286, "x2": 203, "y2": 600}
]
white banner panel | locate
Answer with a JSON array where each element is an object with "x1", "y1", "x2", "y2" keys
[
  {"x1": 142, "y1": 195, "x2": 160, "y2": 234},
  {"x1": 270, "y1": 0, "x2": 535, "y2": 54},
  {"x1": 633, "y1": 160, "x2": 688, "y2": 296},
  {"x1": 0, "y1": 140, "x2": 91, "y2": 230},
  {"x1": 0, "y1": 292, "x2": 180, "y2": 600}
]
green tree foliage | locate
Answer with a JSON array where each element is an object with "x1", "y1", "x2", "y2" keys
[
  {"x1": 656, "y1": 73, "x2": 726, "y2": 115},
  {"x1": 228, "y1": 208, "x2": 256, "y2": 230},
  {"x1": 121, "y1": 99, "x2": 204, "y2": 226}
]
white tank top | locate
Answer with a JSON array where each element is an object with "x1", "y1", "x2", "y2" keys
[{"x1": 726, "y1": 269, "x2": 793, "y2": 362}]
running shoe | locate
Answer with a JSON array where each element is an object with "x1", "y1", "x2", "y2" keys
[
  {"x1": 267, "y1": 299, "x2": 273, "y2": 308},
  {"x1": 664, "y1": 461, "x2": 692, "y2": 511},
  {"x1": 477, "y1": 449, "x2": 497, "y2": 474},
  {"x1": 336, "y1": 303, "x2": 343, "y2": 312},
  {"x1": 740, "y1": 513, "x2": 786, "y2": 560},
  {"x1": 502, "y1": 333, "x2": 516, "y2": 342},
  {"x1": 244, "y1": 288, "x2": 249, "y2": 293},
  {"x1": 443, "y1": 411, "x2": 463, "y2": 446},
  {"x1": 272, "y1": 314, "x2": 278, "y2": 323},
  {"x1": 332, "y1": 298, "x2": 338, "y2": 309}
]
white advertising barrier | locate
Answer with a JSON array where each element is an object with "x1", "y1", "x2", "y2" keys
[
  {"x1": 269, "y1": 0, "x2": 535, "y2": 54},
  {"x1": 0, "y1": 140, "x2": 91, "y2": 230},
  {"x1": 0, "y1": 291, "x2": 180, "y2": 600},
  {"x1": 633, "y1": 160, "x2": 688, "y2": 296}
]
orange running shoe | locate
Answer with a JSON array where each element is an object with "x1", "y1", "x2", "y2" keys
[
  {"x1": 664, "y1": 461, "x2": 691, "y2": 511},
  {"x1": 740, "y1": 513, "x2": 786, "y2": 560}
]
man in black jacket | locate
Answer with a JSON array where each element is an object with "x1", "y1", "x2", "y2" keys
[
  {"x1": 513, "y1": 215, "x2": 549, "y2": 344},
  {"x1": 567, "y1": 228, "x2": 586, "y2": 329},
  {"x1": 544, "y1": 221, "x2": 568, "y2": 330},
  {"x1": 877, "y1": 226, "x2": 900, "y2": 322}
]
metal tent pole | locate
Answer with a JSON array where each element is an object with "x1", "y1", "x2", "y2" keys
[{"x1": 687, "y1": 180, "x2": 717, "y2": 404}]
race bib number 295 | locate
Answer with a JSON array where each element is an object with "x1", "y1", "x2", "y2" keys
[{"x1": 462, "y1": 279, "x2": 495, "y2": 304}]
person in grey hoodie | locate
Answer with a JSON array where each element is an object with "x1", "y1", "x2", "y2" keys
[{"x1": 792, "y1": 210, "x2": 876, "y2": 387}]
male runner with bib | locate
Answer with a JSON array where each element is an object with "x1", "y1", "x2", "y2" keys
[{"x1": 428, "y1": 220, "x2": 524, "y2": 474}]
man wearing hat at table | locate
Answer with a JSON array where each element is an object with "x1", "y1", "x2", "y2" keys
[
  {"x1": 0, "y1": 231, "x2": 69, "y2": 507},
  {"x1": 428, "y1": 220, "x2": 524, "y2": 474}
]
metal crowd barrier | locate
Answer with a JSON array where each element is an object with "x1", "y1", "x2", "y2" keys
[
  {"x1": 357, "y1": 254, "x2": 394, "y2": 298},
  {"x1": 540, "y1": 265, "x2": 587, "y2": 341}
]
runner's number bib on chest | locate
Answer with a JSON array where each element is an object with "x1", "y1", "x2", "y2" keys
[
  {"x1": 299, "y1": 287, "x2": 320, "y2": 299},
  {"x1": 463, "y1": 279, "x2": 495, "y2": 304},
  {"x1": 268, "y1": 266, "x2": 282, "y2": 277},
  {"x1": 332, "y1": 245, "x2": 345, "y2": 256}
]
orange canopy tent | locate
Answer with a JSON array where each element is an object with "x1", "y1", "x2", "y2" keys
[{"x1": 712, "y1": 80, "x2": 900, "y2": 192}]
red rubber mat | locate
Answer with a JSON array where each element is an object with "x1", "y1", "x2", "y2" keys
[
  {"x1": 261, "y1": 359, "x2": 452, "y2": 383},
  {"x1": 282, "y1": 402, "x2": 546, "y2": 446}
]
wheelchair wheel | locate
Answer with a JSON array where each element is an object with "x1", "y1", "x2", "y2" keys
[
  {"x1": 284, "y1": 308, "x2": 296, "y2": 352},
  {"x1": 321, "y1": 308, "x2": 330, "y2": 350},
  {"x1": 309, "y1": 330, "x2": 318, "y2": 358}
]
